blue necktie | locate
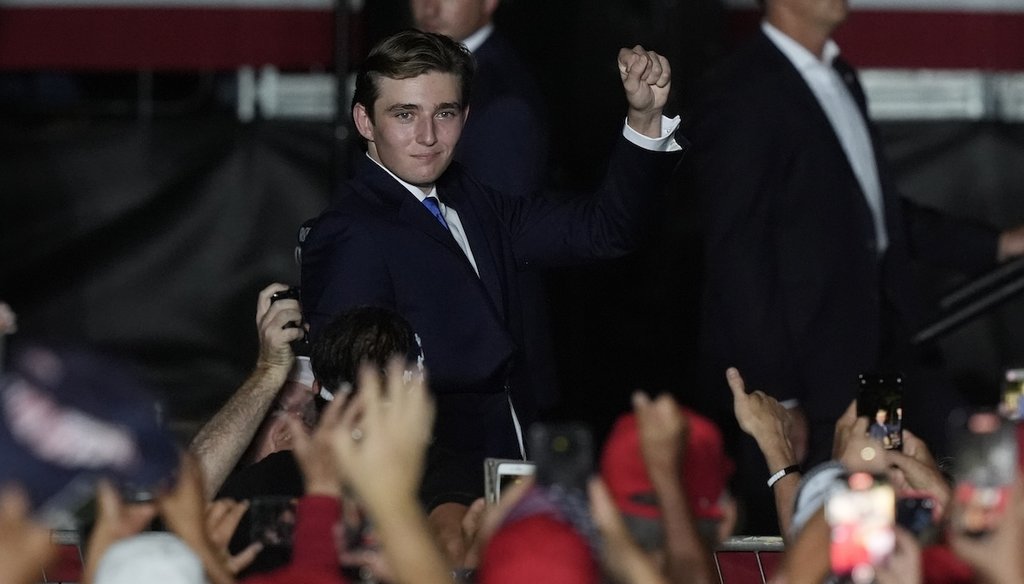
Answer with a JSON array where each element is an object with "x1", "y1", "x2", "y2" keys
[{"x1": 423, "y1": 196, "x2": 450, "y2": 230}]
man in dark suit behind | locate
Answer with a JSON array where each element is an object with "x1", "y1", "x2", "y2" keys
[
  {"x1": 300, "y1": 29, "x2": 682, "y2": 562},
  {"x1": 411, "y1": 0, "x2": 548, "y2": 199},
  {"x1": 683, "y1": 0, "x2": 1024, "y2": 533}
]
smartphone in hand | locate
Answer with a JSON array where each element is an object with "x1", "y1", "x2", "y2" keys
[
  {"x1": 949, "y1": 409, "x2": 1017, "y2": 537},
  {"x1": 528, "y1": 422, "x2": 593, "y2": 494},
  {"x1": 999, "y1": 368, "x2": 1024, "y2": 421},
  {"x1": 484, "y1": 458, "x2": 536, "y2": 504},
  {"x1": 857, "y1": 373, "x2": 903, "y2": 451},
  {"x1": 826, "y1": 472, "x2": 896, "y2": 584}
]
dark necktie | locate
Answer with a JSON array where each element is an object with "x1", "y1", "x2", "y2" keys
[
  {"x1": 423, "y1": 196, "x2": 450, "y2": 230},
  {"x1": 833, "y1": 58, "x2": 868, "y2": 117}
]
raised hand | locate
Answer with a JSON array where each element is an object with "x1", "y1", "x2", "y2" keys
[
  {"x1": 157, "y1": 453, "x2": 235, "y2": 584},
  {"x1": 285, "y1": 391, "x2": 349, "y2": 496},
  {"x1": 589, "y1": 477, "x2": 669, "y2": 584},
  {"x1": 256, "y1": 283, "x2": 304, "y2": 370},
  {"x1": 331, "y1": 359, "x2": 435, "y2": 510},
  {"x1": 832, "y1": 402, "x2": 887, "y2": 475},
  {"x1": 633, "y1": 391, "x2": 686, "y2": 479},
  {"x1": 0, "y1": 486, "x2": 56, "y2": 584},
  {"x1": 205, "y1": 498, "x2": 263, "y2": 574},
  {"x1": 82, "y1": 481, "x2": 158, "y2": 584},
  {"x1": 726, "y1": 368, "x2": 800, "y2": 467},
  {"x1": 617, "y1": 45, "x2": 671, "y2": 138}
]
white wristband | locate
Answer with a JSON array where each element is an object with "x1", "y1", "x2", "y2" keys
[{"x1": 767, "y1": 465, "x2": 800, "y2": 488}]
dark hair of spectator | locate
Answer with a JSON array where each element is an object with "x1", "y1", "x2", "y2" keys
[{"x1": 309, "y1": 306, "x2": 418, "y2": 406}]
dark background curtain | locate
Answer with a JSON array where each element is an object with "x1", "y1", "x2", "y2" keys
[{"x1": 1, "y1": 0, "x2": 1022, "y2": 443}]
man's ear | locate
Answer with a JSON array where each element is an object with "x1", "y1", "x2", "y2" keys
[
  {"x1": 267, "y1": 417, "x2": 293, "y2": 453},
  {"x1": 353, "y1": 103, "x2": 375, "y2": 142}
]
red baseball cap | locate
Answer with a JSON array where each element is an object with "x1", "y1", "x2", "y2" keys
[
  {"x1": 479, "y1": 514, "x2": 599, "y2": 584},
  {"x1": 600, "y1": 406, "x2": 734, "y2": 521}
]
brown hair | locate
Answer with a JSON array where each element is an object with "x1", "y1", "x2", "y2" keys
[{"x1": 353, "y1": 28, "x2": 475, "y2": 119}]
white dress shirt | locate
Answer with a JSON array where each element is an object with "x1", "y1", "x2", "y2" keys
[
  {"x1": 762, "y1": 22, "x2": 888, "y2": 254},
  {"x1": 460, "y1": 23, "x2": 494, "y2": 53}
]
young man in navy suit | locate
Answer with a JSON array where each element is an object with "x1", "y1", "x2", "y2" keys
[{"x1": 299, "y1": 29, "x2": 683, "y2": 564}]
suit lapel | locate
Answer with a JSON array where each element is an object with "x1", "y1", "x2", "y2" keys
[
  {"x1": 396, "y1": 195, "x2": 467, "y2": 256},
  {"x1": 440, "y1": 172, "x2": 507, "y2": 319},
  {"x1": 760, "y1": 33, "x2": 876, "y2": 211},
  {"x1": 352, "y1": 155, "x2": 468, "y2": 258},
  {"x1": 352, "y1": 154, "x2": 508, "y2": 319},
  {"x1": 759, "y1": 34, "x2": 848, "y2": 162}
]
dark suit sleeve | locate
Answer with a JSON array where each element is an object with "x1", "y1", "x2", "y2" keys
[
  {"x1": 492, "y1": 134, "x2": 683, "y2": 268},
  {"x1": 300, "y1": 211, "x2": 394, "y2": 337},
  {"x1": 900, "y1": 197, "x2": 999, "y2": 273},
  {"x1": 688, "y1": 92, "x2": 805, "y2": 403}
]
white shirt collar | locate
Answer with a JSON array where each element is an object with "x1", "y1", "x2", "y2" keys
[
  {"x1": 761, "y1": 21, "x2": 840, "y2": 71},
  {"x1": 460, "y1": 23, "x2": 493, "y2": 53},
  {"x1": 366, "y1": 153, "x2": 437, "y2": 203}
]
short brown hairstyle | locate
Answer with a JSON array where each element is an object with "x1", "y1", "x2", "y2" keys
[{"x1": 353, "y1": 28, "x2": 476, "y2": 120}]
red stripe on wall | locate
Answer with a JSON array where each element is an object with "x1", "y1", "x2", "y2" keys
[
  {"x1": 0, "y1": 7, "x2": 334, "y2": 70},
  {"x1": 1, "y1": 7, "x2": 1022, "y2": 71},
  {"x1": 730, "y1": 9, "x2": 1024, "y2": 70}
]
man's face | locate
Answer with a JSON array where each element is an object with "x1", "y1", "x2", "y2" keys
[
  {"x1": 411, "y1": 0, "x2": 496, "y2": 42},
  {"x1": 810, "y1": 0, "x2": 849, "y2": 32},
  {"x1": 354, "y1": 72, "x2": 466, "y2": 191}
]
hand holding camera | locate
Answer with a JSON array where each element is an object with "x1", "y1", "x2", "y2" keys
[{"x1": 256, "y1": 283, "x2": 305, "y2": 370}]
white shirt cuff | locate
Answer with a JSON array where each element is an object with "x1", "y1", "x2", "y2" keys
[{"x1": 622, "y1": 115, "x2": 682, "y2": 152}]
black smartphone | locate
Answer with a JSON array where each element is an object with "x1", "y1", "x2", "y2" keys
[
  {"x1": 528, "y1": 422, "x2": 593, "y2": 493},
  {"x1": 269, "y1": 286, "x2": 301, "y2": 304},
  {"x1": 269, "y1": 286, "x2": 308, "y2": 346},
  {"x1": 857, "y1": 373, "x2": 903, "y2": 451},
  {"x1": 825, "y1": 472, "x2": 896, "y2": 583},
  {"x1": 949, "y1": 409, "x2": 1017, "y2": 537}
]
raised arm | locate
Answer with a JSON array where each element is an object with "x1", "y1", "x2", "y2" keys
[
  {"x1": 726, "y1": 367, "x2": 802, "y2": 539},
  {"x1": 618, "y1": 45, "x2": 672, "y2": 138},
  {"x1": 634, "y1": 392, "x2": 716, "y2": 584},
  {"x1": 190, "y1": 283, "x2": 304, "y2": 498},
  {"x1": 497, "y1": 46, "x2": 683, "y2": 268},
  {"x1": 329, "y1": 361, "x2": 450, "y2": 584}
]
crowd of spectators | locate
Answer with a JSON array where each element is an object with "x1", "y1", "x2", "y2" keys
[
  {"x1": 3, "y1": 1, "x2": 1023, "y2": 581},
  {"x1": 3, "y1": 288, "x2": 1024, "y2": 584}
]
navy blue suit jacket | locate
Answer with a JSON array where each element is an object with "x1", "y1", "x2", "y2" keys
[{"x1": 301, "y1": 135, "x2": 681, "y2": 459}]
